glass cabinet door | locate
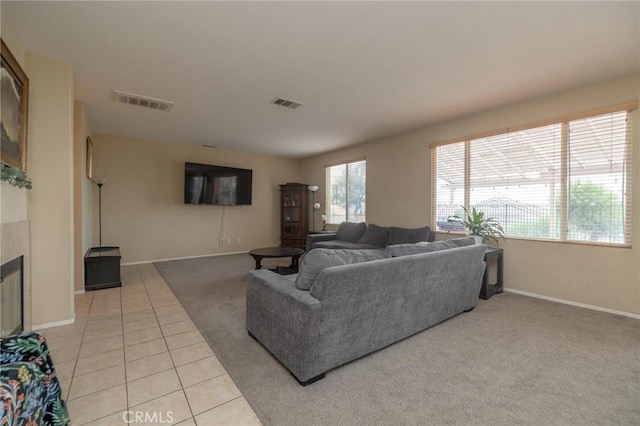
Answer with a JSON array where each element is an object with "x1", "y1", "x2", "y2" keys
[
  {"x1": 283, "y1": 191, "x2": 302, "y2": 236},
  {"x1": 280, "y1": 184, "x2": 309, "y2": 247}
]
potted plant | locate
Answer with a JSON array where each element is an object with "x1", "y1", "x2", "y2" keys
[{"x1": 448, "y1": 206, "x2": 505, "y2": 245}]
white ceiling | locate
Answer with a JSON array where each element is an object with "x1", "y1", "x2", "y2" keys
[{"x1": 2, "y1": 1, "x2": 639, "y2": 158}]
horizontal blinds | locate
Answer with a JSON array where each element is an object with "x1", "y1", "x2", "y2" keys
[
  {"x1": 433, "y1": 143, "x2": 465, "y2": 229},
  {"x1": 566, "y1": 110, "x2": 631, "y2": 244},
  {"x1": 346, "y1": 160, "x2": 366, "y2": 222},
  {"x1": 431, "y1": 107, "x2": 634, "y2": 245},
  {"x1": 468, "y1": 123, "x2": 562, "y2": 239},
  {"x1": 327, "y1": 163, "x2": 347, "y2": 224}
]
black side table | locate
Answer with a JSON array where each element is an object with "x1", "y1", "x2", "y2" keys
[
  {"x1": 480, "y1": 247, "x2": 503, "y2": 300},
  {"x1": 85, "y1": 246, "x2": 122, "y2": 291}
]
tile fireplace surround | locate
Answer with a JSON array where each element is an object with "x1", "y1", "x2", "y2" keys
[{"x1": 1, "y1": 220, "x2": 31, "y2": 331}]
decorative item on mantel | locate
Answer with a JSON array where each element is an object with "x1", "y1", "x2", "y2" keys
[
  {"x1": 0, "y1": 163, "x2": 32, "y2": 189},
  {"x1": 308, "y1": 185, "x2": 319, "y2": 231}
]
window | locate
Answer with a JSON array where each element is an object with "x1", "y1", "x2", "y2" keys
[
  {"x1": 326, "y1": 159, "x2": 366, "y2": 224},
  {"x1": 431, "y1": 104, "x2": 636, "y2": 245}
]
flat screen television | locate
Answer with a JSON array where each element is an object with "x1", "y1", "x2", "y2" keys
[{"x1": 184, "y1": 162, "x2": 252, "y2": 205}]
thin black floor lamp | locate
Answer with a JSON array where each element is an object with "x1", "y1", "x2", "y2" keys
[
  {"x1": 96, "y1": 178, "x2": 107, "y2": 247},
  {"x1": 308, "y1": 185, "x2": 320, "y2": 231}
]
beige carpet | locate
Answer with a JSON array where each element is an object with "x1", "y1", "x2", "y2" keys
[{"x1": 154, "y1": 254, "x2": 640, "y2": 426}]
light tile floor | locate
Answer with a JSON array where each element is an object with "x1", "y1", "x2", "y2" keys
[{"x1": 37, "y1": 263, "x2": 262, "y2": 426}]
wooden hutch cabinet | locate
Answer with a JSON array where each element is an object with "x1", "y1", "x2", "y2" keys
[{"x1": 280, "y1": 183, "x2": 310, "y2": 249}]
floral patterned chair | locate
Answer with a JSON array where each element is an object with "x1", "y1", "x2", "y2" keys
[{"x1": 1, "y1": 332, "x2": 70, "y2": 425}]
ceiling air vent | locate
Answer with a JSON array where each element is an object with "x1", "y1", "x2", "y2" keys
[
  {"x1": 113, "y1": 90, "x2": 174, "y2": 112},
  {"x1": 271, "y1": 97, "x2": 302, "y2": 110}
]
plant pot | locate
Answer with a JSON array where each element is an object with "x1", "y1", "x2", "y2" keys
[{"x1": 471, "y1": 235, "x2": 483, "y2": 244}]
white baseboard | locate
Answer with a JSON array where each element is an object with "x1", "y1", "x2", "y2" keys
[
  {"x1": 121, "y1": 250, "x2": 249, "y2": 266},
  {"x1": 32, "y1": 314, "x2": 76, "y2": 330},
  {"x1": 504, "y1": 288, "x2": 640, "y2": 320},
  {"x1": 74, "y1": 289, "x2": 85, "y2": 295}
]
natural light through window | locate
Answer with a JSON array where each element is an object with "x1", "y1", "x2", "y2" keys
[
  {"x1": 326, "y1": 159, "x2": 366, "y2": 224},
  {"x1": 431, "y1": 105, "x2": 635, "y2": 245}
]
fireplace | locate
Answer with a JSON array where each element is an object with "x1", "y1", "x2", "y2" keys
[{"x1": 1, "y1": 256, "x2": 24, "y2": 336}]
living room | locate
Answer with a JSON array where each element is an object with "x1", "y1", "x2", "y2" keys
[{"x1": 1, "y1": 2, "x2": 638, "y2": 425}]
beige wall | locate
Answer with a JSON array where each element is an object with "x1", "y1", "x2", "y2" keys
[
  {"x1": 0, "y1": 185, "x2": 27, "y2": 224},
  {"x1": 26, "y1": 52, "x2": 75, "y2": 326},
  {"x1": 301, "y1": 73, "x2": 640, "y2": 315},
  {"x1": 73, "y1": 101, "x2": 93, "y2": 292},
  {"x1": 2, "y1": 21, "x2": 84, "y2": 325},
  {"x1": 92, "y1": 134, "x2": 301, "y2": 263},
  {"x1": 82, "y1": 109, "x2": 93, "y2": 271},
  {"x1": 301, "y1": 134, "x2": 430, "y2": 229}
]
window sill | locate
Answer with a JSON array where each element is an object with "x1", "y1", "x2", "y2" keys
[{"x1": 433, "y1": 230, "x2": 631, "y2": 249}]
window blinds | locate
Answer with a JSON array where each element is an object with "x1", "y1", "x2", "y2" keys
[
  {"x1": 566, "y1": 111, "x2": 631, "y2": 243},
  {"x1": 431, "y1": 105, "x2": 635, "y2": 245}
]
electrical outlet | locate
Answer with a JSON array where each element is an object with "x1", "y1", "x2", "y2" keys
[
  {"x1": 227, "y1": 238, "x2": 232, "y2": 245},
  {"x1": 238, "y1": 237, "x2": 242, "y2": 243},
  {"x1": 219, "y1": 239, "x2": 224, "y2": 246}
]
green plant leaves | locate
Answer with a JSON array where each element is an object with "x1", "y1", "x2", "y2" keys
[
  {"x1": 461, "y1": 206, "x2": 505, "y2": 245},
  {"x1": 0, "y1": 163, "x2": 32, "y2": 189}
]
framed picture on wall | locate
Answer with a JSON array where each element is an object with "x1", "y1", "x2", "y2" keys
[
  {"x1": 86, "y1": 136, "x2": 93, "y2": 179},
  {"x1": 1, "y1": 38, "x2": 29, "y2": 172}
]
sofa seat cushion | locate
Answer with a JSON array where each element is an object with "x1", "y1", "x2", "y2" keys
[
  {"x1": 387, "y1": 226, "x2": 432, "y2": 245},
  {"x1": 385, "y1": 236, "x2": 476, "y2": 257},
  {"x1": 335, "y1": 222, "x2": 367, "y2": 243},
  {"x1": 313, "y1": 241, "x2": 380, "y2": 250},
  {"x1": 295, "y1": 249, "x2": 389, "y2": 290},
  {"x1": 357, "y1": 224, "x2": 389, "y2": 248}
]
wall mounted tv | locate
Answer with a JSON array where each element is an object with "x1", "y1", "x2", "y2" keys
[{"x1": 184, "y1": 162, "x2": 253, "y2": 205}]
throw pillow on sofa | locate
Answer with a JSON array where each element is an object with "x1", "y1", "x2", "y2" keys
[
  {"x1": 295, "y1": 249, "x2": 389, "y2": 290},
  {"x1": 357, "y1": 224, "x2": 389, "y2": 248},
  {"x1": 335, "y1": 222, "x2": 367, "y2": 243},
  {"x1": 385, "y1": 236, "x2": 476, "y2": 257},
  {"x1": 387, "y1": 226, "x2": 432, "y2": 245}
]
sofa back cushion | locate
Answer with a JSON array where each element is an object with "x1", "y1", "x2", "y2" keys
[
  {"x1": 385, "y1": 236, "x2": 476, "y2": 257},
  {"x1": 335, "y1": 222, "x2": 367, "y2": 243},
  {"x1": 295, "y1": 249, "x2": 389, "y2": 290},
  {"x1": 387, "y1": 226, "x2": 432, "y2": 245},
  {"x1": 357, "y1": 224, "x2": 389, "y2": 248}
]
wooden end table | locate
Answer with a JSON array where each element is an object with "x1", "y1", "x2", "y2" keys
[
  {"x1": 249, "y1": 247, "x2": 305, "y2": 274},
  {"x1": 480, "y1": 247, "x2": 504, "y2": 300}
]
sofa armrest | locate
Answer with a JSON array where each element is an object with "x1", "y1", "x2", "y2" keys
[
  {"x1": 246, "y1": 269, "x2": 323, "y2": 381},
  {"x1": 247, "y1": 269, "x2": 321, "y2": 307},
  {"x1": 306, "y1": 232, "x2": 338, "y2": 251}
]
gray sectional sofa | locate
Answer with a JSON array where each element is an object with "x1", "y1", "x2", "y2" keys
[
  {"x1": 306, "y1": 221, "x2": 435, "y2": 251},
  {"x1": 246, "y1": 237, "x2": 486, "y2": 385}
]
